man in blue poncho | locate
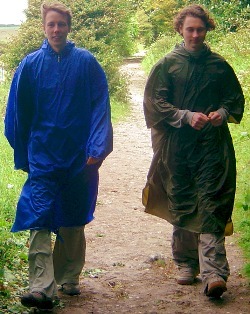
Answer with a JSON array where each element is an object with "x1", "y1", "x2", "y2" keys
[{"x1": 5, "y1": 2, "x2": 113, "y2": 310}]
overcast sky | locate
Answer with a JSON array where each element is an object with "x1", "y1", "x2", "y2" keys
[{"x1": 0, "y1": 0, "x2": 28, "y2": 24}]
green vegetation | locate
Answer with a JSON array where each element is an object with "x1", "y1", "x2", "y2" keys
[
  {"x1": 0, "y1": 84, "x2": 29, "y2": 312},
  {"x1": 0, "y1": 0, "x2": 249, "y2": 311},
  {"x1": 1, "y1": 0, "x2": 136, "y2": 99}
]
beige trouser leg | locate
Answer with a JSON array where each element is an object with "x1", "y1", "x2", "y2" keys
[
  {"x1": 28, "y1": 227, "x2": 86, "y2": 298},
  {"x1": 171, "y1": 226, "x2": 199, "y2": 270},
  {"x1": 199, "y1": 232, "x2": 230, "y2": 291},
  {"x1": 29, "y1": 229, "x2": 57, "y2": 298},
  {"x1": 53, "y1": 226, "x2": 86, "y2": 285},
  {"x1": 172, "y1": 227, "x2": 230, "y2": 289}
]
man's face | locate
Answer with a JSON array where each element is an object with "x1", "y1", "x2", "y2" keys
[
  {"x1": 179, "y1": 16, "x2": 207, "y2": 52},
  {"x1": 43, "y1": 10, "x2": 70, "y2": 53}
]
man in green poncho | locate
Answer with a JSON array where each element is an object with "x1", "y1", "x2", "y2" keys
[{"x1": 142, "y1": 4, "x2": 244, "y2": 298}]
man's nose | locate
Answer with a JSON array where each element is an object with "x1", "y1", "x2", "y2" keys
[
  {"x1": 192, "y1": 30, "x2": 199, "y2": 37},
  {"x1": 54, "y1": 25, "x2": 60, "y2": 32}
]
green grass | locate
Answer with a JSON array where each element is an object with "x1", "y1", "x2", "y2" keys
[
  {"x1": 212, "y1": 29, "x2": 250, "y2": 278},
  {"x1": 142, "y1": 28, "x2": 250, "y2": 279},
  {"x1": 0, "y1": 83, "x2": 29, "y2": 312},
  {"x1": 111, "y1": 97, "x2": 131, "y2": 124}
]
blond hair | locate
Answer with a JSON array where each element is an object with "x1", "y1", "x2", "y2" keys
[{"x1": 41, "y1": 2, "x2": 72, "y2": 29}]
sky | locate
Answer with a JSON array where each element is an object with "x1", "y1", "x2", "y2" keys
[{"x1": 0, "y1": 0, "x2": 28, "y2": 24}]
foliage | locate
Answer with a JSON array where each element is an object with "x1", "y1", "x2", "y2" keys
[
  {"x1": 131, "y1": 0, "x2": 250, "y2": 45},
  {"x1": 130, "y1": 0, "x2": 181, "y2": 45},
  {"x1": 70, "y1": 0, "x2": 133, "y2": 57},
  {"x1": 141, "y1": 33, "x2": 179, "y2": 70},
  {"x1": 0, "y1": 83, "x2": 29, "y2": 311},
  {"x1": 184, "y1": 0, "x2": 250, "y2": 33},
  {"x1": 147, "y1": 0, "x2": 180, "y2": 36},
  {"x1": 0, "y1": 0, "x2": 136, "y2": 99},
  {"x1": 132, "y1": 7, "x2": 154, "y2": 46}
]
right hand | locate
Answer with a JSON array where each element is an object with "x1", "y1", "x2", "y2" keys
[
  {"x1": 87, "y1": 157, "x2": 101, "y2": 165},
  {"x1": 191, "y1": 112, "x2": 209, "y2": 130}
]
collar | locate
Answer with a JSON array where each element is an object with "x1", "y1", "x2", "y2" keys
[{"x1": 41, "y1": 39, "x2": 75, "y2": 56}]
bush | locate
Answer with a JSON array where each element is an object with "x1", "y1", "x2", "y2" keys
[
  {"x1": 185, "y1": 0, "x2": 250, "y2": 33},
  {"x1": 0, "y1": 0, "x2": 136, "y2": 99}
]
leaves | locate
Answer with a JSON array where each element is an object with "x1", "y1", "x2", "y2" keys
[{"x1": 0, "y1": 0, "x2": 135, "y2": 100}]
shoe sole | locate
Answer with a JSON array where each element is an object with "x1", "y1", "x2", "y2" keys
[
  {"x1": 177, "y1": 278, "x2": 194, "y2": 285},
  {"x1": 61, "y1": 285, "x2": 81, "y2": 296},
  {"x1": 62, "y1": 289, "x2": 81, "y2": 296}
]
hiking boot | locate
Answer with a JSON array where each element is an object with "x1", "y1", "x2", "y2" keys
[
  {"x1": 177, "y1": 267, "x2": 199, "y2": 285},
  {"x1": 61, "y1": 283, "x2": 81, "y2": 296},
  {"x1": 206, "y1": 280, "x2": 227, "y2": 299},
  {"x1": 20, "y1": 292, "x2": 54, "y2": 310}
]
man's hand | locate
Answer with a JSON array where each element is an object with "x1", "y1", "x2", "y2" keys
[
  {"x1": 208, "y1": 111, "x2": 223, "y2": 127},
  {"x1": 87, "y1": 157, "x2": 100, "y2": 165},
  {"x1": 191, "y1": 112, "x2": 209, "y2": 130}
]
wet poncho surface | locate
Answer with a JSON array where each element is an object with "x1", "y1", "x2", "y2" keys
[
  {"x1": 143, "y1": 44, "x2": 244, "y2": 233},
  {"x1": 5, "y1": 40, "x2": 113, "y2": 232}
]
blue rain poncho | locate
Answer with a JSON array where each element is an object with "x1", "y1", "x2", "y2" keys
[{"x1": 5, "y1": 40, "x2": 113, "y2": 232}]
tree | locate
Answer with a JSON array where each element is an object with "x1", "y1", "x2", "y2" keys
[
  {"x1": 131, "y1": 0, "x2": 184, "y2": 44},
  {"x1": 132, "y1": 0, "x2": 250, "y2": 42},
  {"x1": 1, "y1": 0, "x2": 135, "y2": 97},
  {"x1": 184, "y1": 0, "x2": 250, "y2": 32}
]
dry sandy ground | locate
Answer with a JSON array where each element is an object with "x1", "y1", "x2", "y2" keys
[{"x1": 53, "y1": 57, "x2": 250, "y2": 314}]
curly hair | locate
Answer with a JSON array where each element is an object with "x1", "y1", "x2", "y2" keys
[
  {"x1": 173, "y1": 4, "x2": 216, "y2": 33},
  {"x1": 41, "y1": 2, "x2": 72, "y2": 29}
]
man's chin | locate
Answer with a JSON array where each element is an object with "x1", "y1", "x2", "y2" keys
[{"x1": 190, "y1": 44, "x2": 203, "y2": 51}]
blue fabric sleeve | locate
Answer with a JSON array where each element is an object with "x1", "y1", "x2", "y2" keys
[
  {"x1": 86, "y1": 57, "x2": 113, "y2": 159},
  {"x1": 4, "y1": 59, "x2": 34, "y2": 170}
]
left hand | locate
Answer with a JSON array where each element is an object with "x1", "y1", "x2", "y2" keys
[
  {"x1": 87, "y1": 157, "x2": 101, "y2": 165},
  {"x1": 208, "y1": 111, "x2": 223, "y2": 127}
]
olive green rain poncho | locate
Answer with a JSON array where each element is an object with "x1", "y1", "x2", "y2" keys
[{"x1": 142, "y1": 43, "x2": 245, "y2": 233}]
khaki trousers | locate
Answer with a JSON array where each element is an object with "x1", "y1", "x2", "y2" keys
[
  {"x1": 171, "y1": 226, "x2": 230, "y2": 289},
  {"x1": 28, "y1": 226, "x2": 86, "y2": 298}
]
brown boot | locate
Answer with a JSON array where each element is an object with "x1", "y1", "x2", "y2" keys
[
  {"x1": 206, "y1": 280, "x2": 227, "y2": 299},
  {"x1": 21, "y1": 291, "x2": 54, "y2": 309},
  {"x1": 61, "y1": 283, "x2": 81, "y2": 296},
  {"x1": 177, "y1": 267, "x2": 199, "y2": 285}
]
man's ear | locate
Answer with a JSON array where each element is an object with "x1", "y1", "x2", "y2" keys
[
  {"x1": 42, "y1": 24, "x2": 46, "y2": 35},
  {"x1": 179, "y1": 26, "x2": 183, "y2": 36}
]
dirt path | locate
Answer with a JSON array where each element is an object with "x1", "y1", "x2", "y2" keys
[{"x1": 54, "y1": 57, "x2": 249, "y2": 314}]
